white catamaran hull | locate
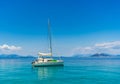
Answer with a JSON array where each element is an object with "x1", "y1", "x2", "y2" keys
[{"x1": 32, "y1": 62, "x2": 64, "y2": 67}]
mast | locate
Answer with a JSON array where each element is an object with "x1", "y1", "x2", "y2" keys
[{"x1": 48, "y1": 18, "x2": 53, "y2": 56}]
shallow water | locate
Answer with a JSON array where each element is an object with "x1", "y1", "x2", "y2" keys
[{"x1": 0, "y1": 58, "x2": 120, "y2": 84}]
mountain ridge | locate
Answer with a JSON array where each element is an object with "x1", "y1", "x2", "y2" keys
[
  {"x1": 0, "y1": 54, "x2": 36, "y2": 59},
  {"x1": 73, "y1": 53, "x2": 120, "y2": 58}
]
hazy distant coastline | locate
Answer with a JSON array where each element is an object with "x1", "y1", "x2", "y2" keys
[
  {"x1": 73, "y1": 53, "x2": 120, "y2": 58},
  {"x1": 0, "y1": 54, "x2": 36, "y2": 59},
  {"x1": 0, "y1": 53, "x2": 120, "y2": 59}
]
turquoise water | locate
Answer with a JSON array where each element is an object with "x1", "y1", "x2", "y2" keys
[{"x1": 0, "y1": 58, "x2": 120, "y2": 84}]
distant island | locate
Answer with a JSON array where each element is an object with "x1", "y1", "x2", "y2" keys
[
  {"x1": 91, "y1": 53, "x2": 110, "y2": 57},
  {"x1": 0, "y1": 54, "x2": 36, "y2": 59},
  {"x1": 73, "y1": 53, "x2": 120, "y2": 58}
]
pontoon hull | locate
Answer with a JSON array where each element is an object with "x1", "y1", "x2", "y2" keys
[{"x1": 32, "y1": 62, "x2": 64, "y2": 67}]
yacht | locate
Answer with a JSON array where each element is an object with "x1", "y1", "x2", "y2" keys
[{"x1": 32, "y1": 19, "x2": 64, "y2": 67}]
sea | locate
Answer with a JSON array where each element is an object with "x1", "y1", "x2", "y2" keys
[{"x1": 0, "y1": 57, "x2": 120, "y2": 84}]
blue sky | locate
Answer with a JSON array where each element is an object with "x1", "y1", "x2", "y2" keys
[{"x1": 0, "y1": 0, "x2": 120, "y2": 56}]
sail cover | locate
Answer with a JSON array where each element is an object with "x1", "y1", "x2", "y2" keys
[{"x1": 38, "y1": 52, "x2": 52, "y2": 56}]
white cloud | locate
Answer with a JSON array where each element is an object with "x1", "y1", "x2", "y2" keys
[
  {"x1": 73, "y1": 41, "x2": 120, "y2": 55},
  {"x1": 95, "y1": 41, "x2": 120, "y2": 49},
  {"x1": 0, "y1": 44, "x2": 21, "y2": 51}
]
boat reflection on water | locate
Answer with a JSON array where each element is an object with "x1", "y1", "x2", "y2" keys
[{"x1": 32, "y1": 66, "x2": 64, "y2": 80}]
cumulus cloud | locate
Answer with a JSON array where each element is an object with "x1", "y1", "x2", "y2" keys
[
  {"x1": 0, "y1": 44, "x2": 21, "y2": 51},
  {"x1": 73, "y1": 41, "x2": 120, "y2": 55}
]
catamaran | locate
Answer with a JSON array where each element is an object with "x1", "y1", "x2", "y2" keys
[{"x1": 32, "y1": 19, "x2": 64, "y2": 67}]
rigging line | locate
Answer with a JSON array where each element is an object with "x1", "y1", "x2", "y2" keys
[{"x1": 48, "y1": 18, "x2": 53, "y2": 56}]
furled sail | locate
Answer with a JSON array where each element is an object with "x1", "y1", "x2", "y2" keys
[{"x1": 38, "y1": 52, "x2": 52, "y2": 56}]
